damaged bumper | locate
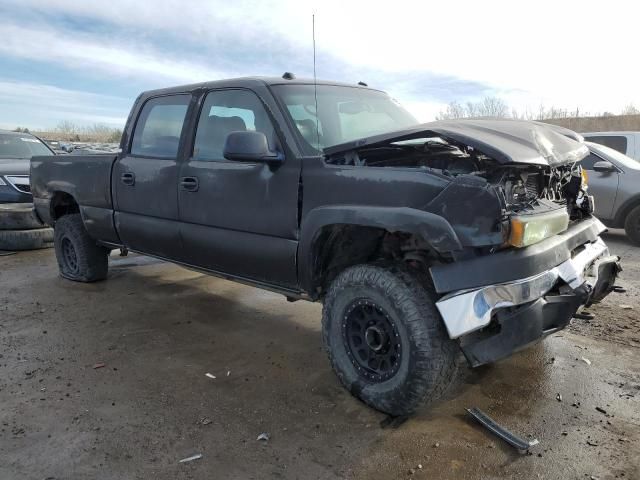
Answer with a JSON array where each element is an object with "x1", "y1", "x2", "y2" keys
[{"x1": 434, "y1": 219, "x2": 621, "y2": 366}]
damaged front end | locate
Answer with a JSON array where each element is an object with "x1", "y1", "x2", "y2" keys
[{"x1": 325, "y1": 119, "x2": 621, "y2": 366}]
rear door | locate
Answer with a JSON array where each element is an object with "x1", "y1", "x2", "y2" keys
[
  {"x1": 113, "y1": 94, "x2": 191, "y2": 258},
  {"x1": 177, "y1": 88, "x2": 300, "y2": 287}
]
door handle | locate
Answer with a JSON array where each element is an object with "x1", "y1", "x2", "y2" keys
[
  {"x1": 121, "y1": 172, "x2": 135, "y2": 186},
  {"x1": 180, "y1": 176, "x2": 199, "y2": 192}
]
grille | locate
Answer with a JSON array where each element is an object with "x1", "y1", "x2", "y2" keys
[
  {"x1": 15, "y1": 184, "x2": 31, "y2": 193},
  {"x1": 525, "y1": 174, "x2": 541, "y2": 197}
]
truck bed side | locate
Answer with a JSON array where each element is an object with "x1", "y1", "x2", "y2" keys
[{"x1": 30, "y1": 153, "x2": 120, "y2": 244}]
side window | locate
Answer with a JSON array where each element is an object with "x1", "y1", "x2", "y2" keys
[
  {"x1": 580, "y1": 153, "x2": 600, "y2": 170},
  {"x1": 583, "y1": 135, "x2": 627, "y2": 154},
  {"x1": 130, "y1": 95, "x2": 190, "y2": 158},
  {"x1": 193, "y1": 90, "x2": 276, "y2": 161}
]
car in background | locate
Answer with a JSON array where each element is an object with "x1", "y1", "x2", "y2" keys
[
  {"x1": 582, "y1": 131, "x2": 640, "y2": 161},
  {"x1": 582, "y1": 141, "x2": 640, "y2": 244},
  {"x1": 0, "y1": 130, "x2": 55, "y2": 203}
]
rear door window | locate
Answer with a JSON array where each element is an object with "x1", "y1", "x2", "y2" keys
[
  {"x1": 583, "y1": 135, "x2": 628, "y2": 154},
  {"x1": 130, "y1": 95, "x2": 190, "y2": 158}
]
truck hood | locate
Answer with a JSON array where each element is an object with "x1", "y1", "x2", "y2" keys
[
  {"x1": 0, "y1": 158, "x2": 30, "y2": 175},
  {"x1": 324, "y1": 119, "x2": 588, "y2": 167}
]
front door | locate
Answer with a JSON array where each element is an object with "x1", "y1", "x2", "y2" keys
[
  {"x1": 581, "y1": 151, "x2": 619, "y2": 220},
  {"x1": 178, "y1": 88, "x2": 300, "y2": 287},
  {"x1": 114, "y1": 94, "x2": 191, "y2": 258}
]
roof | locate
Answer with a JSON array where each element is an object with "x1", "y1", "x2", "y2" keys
[
  {"x1": 582, "y1": 131, "x2": 640, "y2": 135},
  {"x1": 139, "y1": 76, "x2": 381, "y2": 98}
]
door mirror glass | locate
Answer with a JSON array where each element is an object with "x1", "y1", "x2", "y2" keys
[
  {"x1": 223, "y1": 131, "x2": 281, "y2": 162},
  {"x1": 592, "y1": 160, "x2": 617, "y2": 173}
]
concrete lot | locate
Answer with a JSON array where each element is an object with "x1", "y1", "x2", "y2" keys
[{"x1": 1, "y1": 230, "x2": 639, "y2": 480}]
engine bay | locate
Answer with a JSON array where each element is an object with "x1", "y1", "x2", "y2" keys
[{"x1": 325, "y1": 136, "x2": 593, "y2": 221}]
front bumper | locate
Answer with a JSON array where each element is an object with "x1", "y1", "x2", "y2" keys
[{"x1": 435, "y1": 230, "x2": 620, "y2": 366}]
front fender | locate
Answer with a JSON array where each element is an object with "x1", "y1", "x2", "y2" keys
[{"x1": 298, "y1": 205, "x2": 463, "y2": 293}]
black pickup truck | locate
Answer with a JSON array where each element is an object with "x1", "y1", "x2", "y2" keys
[{"x1": 31, "y1": 76, "x2": 621, "y2": 415}]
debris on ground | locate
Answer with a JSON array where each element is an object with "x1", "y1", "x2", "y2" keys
[
  {"x1": 257, "y1": 432, "x2": 270, "y2": 441},
  {"x1": 466, "y1": 407, "x2": 539, "y2": 453},
  {"x1": 595, "y1": 407, "x2": 608, "y2": 415},
  {"x1": 433, "y1": 442, "x2": 440, "y2": 448},
  {"x1": 179, "y1": 453, "x2": 203, "y2": 463},
  {"x1": 226, "y1": 370, "x2": 231, "y2": 376},
  {"x1": 93, "y1": 363, "x2": 106, "y2": 369},
  {"x1": 205, "y1": 373, "x2": 216, "y2": 379},
  {"x1": 586, "y1": 440, "x2": 599, "y2": 447},
  {"x1": 581, "y1": 357, "x2": 592, "y2": 366},
  {"x1": 199, "y1": 417, "x2": 212, "y2": 425},
  {"x1": 556, "y1": 393, "x2": 562, "y2": 402},
  {"x1": 620, "y1": 305, "x2": 633, "y2": 310}
]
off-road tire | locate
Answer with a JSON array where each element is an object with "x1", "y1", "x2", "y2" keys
[
  {"x1": 54, "y1": 214, "x2": 108, "y2": 282},
  {"x1": 0, "y1": 203, "x2": 45, "y2": 230},
  {"x1": 322, "y1": 263, "x2": 458, "y2": 415},
  {"x1": 0, "y1": 227, "x2": 53, "y2": 250},
  {"x1": 624, "y1": 205, "x2": 640, "y2": 246}
]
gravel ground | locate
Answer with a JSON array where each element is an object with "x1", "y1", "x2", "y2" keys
[{"x1": 0, "y1": 229, "x2": 638, "y2": 480}]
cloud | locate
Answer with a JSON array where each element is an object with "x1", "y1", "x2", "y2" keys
[
  {"x1": 1, "y1": 0, "x2": 639, "y2": 126},
  {"x1": 0, "y1": 80, "x2": 130, "y2": 129}
]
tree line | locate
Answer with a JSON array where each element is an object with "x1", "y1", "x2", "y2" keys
[{"x1": 12, "y1": 121, "x2": 123, "y2": 143}]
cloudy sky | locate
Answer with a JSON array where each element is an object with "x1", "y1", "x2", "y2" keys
[{"x1": 0, "y1": 0, "x2": 638, "y2": 130}]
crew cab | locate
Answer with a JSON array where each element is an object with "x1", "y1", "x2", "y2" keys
[{"x1": 31, "y1": 76, "x2": 621, "y2": 415}]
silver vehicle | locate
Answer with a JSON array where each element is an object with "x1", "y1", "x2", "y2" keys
[
  {"x1": 582, "y1": 132, "x2": 640, "y2": 161},
  {"x1": 582, "y1": 141, "x2": 640, "y2": 244}
]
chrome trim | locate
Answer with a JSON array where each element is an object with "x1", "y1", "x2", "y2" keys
[
  {"x1": 4, "y1": 175, "x2": 30, "y2": 194},
  {"x1": 436, "y1": 238, "x2": 610, "y2": 339}
]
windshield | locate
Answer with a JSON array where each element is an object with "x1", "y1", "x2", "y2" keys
[
  {"x1": 272, "y1": 84, "x2": 418, "y2": 153},
  {"x1": 0, "y1": 133, "x2": 53, "y2": 159},
  {"x1": 586, "y1": 141, "x2": 640, "y2": 170}
]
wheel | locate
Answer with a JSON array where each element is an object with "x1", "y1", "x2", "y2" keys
[
  {"x1": 54, "y1": 213, "x2": 108, "y2": 282},
  {"x1": 0, "y1": 203, "x2": 45, "y2": 230},
  {"x1": 0, "y1": 227, "x2": 53, "y2": 250},
  {"x1": 624, "y1": 205, "x2": 640, "y2": 245},
  {"x1": 322, "y1": 263, "x2": 458, "y2": 415}
]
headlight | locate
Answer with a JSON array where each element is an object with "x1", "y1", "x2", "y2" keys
[{"x1": 508, "y1": 208, "x2": 569, "y2": 248}]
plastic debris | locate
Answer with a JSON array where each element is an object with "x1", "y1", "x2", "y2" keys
[
  {"x1": 466, "y1": 407, "x2": 539, "y2": 453},
  {"x1": 179, "y1": 453, "x2": 203, "y2": 463},
  {"x1": 581, "y1": 357, "x2": 591, "y2": 366},
  {"x1": 93, "y1": 363, "x2": 106, "y2": 369},
  {"x1": 226, "y1": 370, "x2": 231, "y2": 376},
  {"x1": 205, "y1": 373, "x2": 216, "y2": 379},
  {"x1": 257, "y1": 432, "x2": 270, "y2": 441},
  {"x1": 620, "y1": 305, "x2": 633, "y2": 310},
  {"x1": 556, "y1": 393, "x2": 562, "y2": 402}
]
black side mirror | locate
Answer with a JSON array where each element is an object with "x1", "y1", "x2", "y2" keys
[
  {"x1": 223, "y1": 131, "x2": 282, "y2": 163},
  {"x1": 592, "y1": 160, "x2": 617, "y2": 173}
]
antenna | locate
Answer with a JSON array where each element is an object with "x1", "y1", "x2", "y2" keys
[{"x1": 312, "y1": 14, "x2": 320, "y2": 150}]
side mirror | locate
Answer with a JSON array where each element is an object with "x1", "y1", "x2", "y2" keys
[
  {"x1": 592, "y1": 160, "x2": 617, "y2": 173},
  {"x1": 223, "y1": 131, "x2": 282, "y2": 163}
]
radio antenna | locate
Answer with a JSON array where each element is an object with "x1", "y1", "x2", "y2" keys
[{"x1": 312, "y1": 14, "x2": 320, "y2": 150}]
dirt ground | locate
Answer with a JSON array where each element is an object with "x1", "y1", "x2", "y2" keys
[{"x1": 1, "y1": 230, "x2": 639, "y2": 480}]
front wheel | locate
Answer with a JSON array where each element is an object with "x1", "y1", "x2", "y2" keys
[
  {"x1": 54, "y1": 213, "x2": 109, "y2": 282},
  {"x1": 624, "y1": 205, "x2": 640, "y2": 246},
  {"x1": 322, "y1": 263, "x2": 458, "y2": 416}
]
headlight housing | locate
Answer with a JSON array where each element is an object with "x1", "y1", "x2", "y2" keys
[{"x1": 508, "y1": 208, "x2": 569, "y2": 248}]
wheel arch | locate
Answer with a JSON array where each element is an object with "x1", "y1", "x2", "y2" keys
[
  {"x1": 298, "y1": 206, "x2": 462, "y2": 297},
  {"x1": 49, "y1": 190, "x2": 80, "y2": 223},
  {"x1": 614, "y1": 194, "x2": 640, "y2": 228}
]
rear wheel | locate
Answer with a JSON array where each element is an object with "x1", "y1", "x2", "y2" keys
[
  {"x1": 322, "y1": 263, "x2": 458, "y2": 415},
  {"x1": 54, "y1": 214, "x2": 108, "y2": 282},
  {"x1": 624, "y1": 205, "x2": 640, "y2": 246}
]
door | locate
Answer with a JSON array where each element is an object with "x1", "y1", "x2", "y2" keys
[
  {"x1": 113, "y1": 94, "x2": 191, "y2": 258},
  {"x1": 581, "y1": 152, "x2": 619, "y2": 220},
  {"x1": 178, "y1": 89, "x2": 300, "y2": 287}
]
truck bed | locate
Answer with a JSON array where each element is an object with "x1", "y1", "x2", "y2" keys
[{"x1": 31, "y1": 153, "x2": 119, "y2": 242}]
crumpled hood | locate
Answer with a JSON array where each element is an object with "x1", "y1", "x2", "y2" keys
[
  {"x1": 0, "y1": 158, "x2": 30, "y2": 176},
  {"x1": 324, "y1": 119, "x2": 588, "y2": 166}
]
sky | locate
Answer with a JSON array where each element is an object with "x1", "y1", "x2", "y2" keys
[{"x1": 0, "y1": 0, "x2": 638, "y2": 130}]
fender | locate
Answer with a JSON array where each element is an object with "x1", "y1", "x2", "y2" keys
[
  {"x1": 614, "y1": 193, "x2": 640, "y2": 228},
  {"x1": 298, "y1": 205, "x2": 463, "y2": 293}
]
